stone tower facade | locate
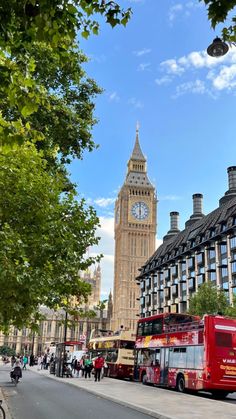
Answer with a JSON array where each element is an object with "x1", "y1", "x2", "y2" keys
[
  {"x1": 81, "y1": 264, "x2": 101, "y2": 308},
  {"x1": 112, "y1": 127, "x2": 157, "y2": 332}
]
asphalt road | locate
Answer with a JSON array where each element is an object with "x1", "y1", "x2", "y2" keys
[{"x1": 0, "y1": 365, "x2": 153, "y2": 419}]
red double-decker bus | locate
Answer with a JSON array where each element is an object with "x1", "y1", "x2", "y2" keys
[{"x1": 135, "y1": 313, "x2": 236, "y2": 398}]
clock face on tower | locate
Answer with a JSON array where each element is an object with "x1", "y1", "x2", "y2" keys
[{"x1": 131, "y1": 201, "x2": 149, "y2": 221}]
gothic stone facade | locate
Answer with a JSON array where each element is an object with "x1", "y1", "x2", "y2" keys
[{"x1": 112, "y1": 128, "x2": 157, "y2": 331}]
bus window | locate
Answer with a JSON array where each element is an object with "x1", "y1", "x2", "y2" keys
[
  {"x1": 107, "y1": 350, "x2": 118, "y2": 363},
  {"x1": 152, "y1": 319, "x2": 163, "y2": 335},
  {"x1": 143, "y1": 321, "x2": 152, "y2": 336},
  {"x1": 137, "y1": 349, "x2": 153, "y2": 366},
  {"x1": 186, "y1": 346, "x2": 194, "y2": 369},
  {"x1": 155, "y1": 349, "x2": 161, "y2": 366},
  {"x1": 137, "y1": 350, "x2": 143, "y2": 366},
  {"x1": 194, "y1": 346, "x2": 203, "y2": 369},
  {"x1": 137, "y1": 323, "x2": 143, "y2": 336},
  {"x1": 169, "y1": 347, "x2": 187, "y2": 368},
  {"x1": 120, "y1": 340, "x2": 135, "y2": 349}
]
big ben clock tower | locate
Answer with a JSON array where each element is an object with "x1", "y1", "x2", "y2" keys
[{"x1": 112, "y1": 126, "x2": 157, "y2": 332}]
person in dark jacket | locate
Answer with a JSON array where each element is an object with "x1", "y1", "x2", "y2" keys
[
  {"x1": 84, "y1": 356, "x2": 92, "y2": 379},
  {"x1": 30, "y1": 353, "x2": 34, "y2": 367},
  {"x1": 71, "y1": 356, "x2": 77, "y2": 374},
  {"x1": 10, "y1": 360, "x2": 22, "y2": 382}
]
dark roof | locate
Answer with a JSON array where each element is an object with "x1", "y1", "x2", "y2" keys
[{"x1": 139, "y1": 196, "x2": 236, "y2": 277}]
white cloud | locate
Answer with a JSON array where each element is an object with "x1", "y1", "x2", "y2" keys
[
  {"x1": 90, "y1": 216, "x2": 115, "y2": 297},
  {"x1": 155, "y1": 75, "x2": 172, "y2": 86},
  {"x1": 168, "y1": 4, "x2": 183, "y2": 22},
  {"x1": 208, "y1": 64, "x2": 236, "y2": 90},
  {"x1": 133, "y1": 48, "x2": 151, "y2": 57},
  {"x1": 94, "y1": 197, "x2": 116, "y2": 208},
  {"x1": 128, "y1": 97, "x2": 144, "y2": 108},
  {"x1": 168, "y1": 1, "x2": 203, "y2": 22},
  {"x1": 159, "y1": 195, "x2": 182, "y2": 201},
  {"x1": 138, "y1": 62, "x2": 151, "y2": 71},
  {"x1": 174, "y1": 79, "x2": 207, "y2": 98},
  {"x1": 158, "y1": 47, "x2": 236, "y2": 96},
  {"x1": 108, "y1": 91, "x2": 120, "y2": 102},
  {"x1": 160, "y1": 49, "x2": 236, "y2": 76},
  {"x1": 161, "y1": 58, "x2": 185, "y2": 75}
]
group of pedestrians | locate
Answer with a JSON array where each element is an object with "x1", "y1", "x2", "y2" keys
[
  {"x1": 10, "y1": 354, "x2": 31, "y2": 370},
  {"x1": 71, "y1": 353, "x2": 106, "y2": 382}
]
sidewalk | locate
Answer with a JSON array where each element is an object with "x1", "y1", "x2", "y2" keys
[
  {"x1": 0, "y1": 387, "x2": 11, "y2": 419},
  {"x1": 30, "y1": 366, "x2": 236, "y2": 419}
]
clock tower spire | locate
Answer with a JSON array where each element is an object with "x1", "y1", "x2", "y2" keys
[{"x1": 112, "y1": 127, "x2": 157, "y2": 332}]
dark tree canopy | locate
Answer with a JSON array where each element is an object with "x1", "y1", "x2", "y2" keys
[
  {"x1": 201, "y1": 0, "x2": 236, "y2": 43},
  {"x1": 0, "y1": 1, "x2": 132, "y2": 329},
  {"x1": 0, "y1": 1, "x2": 131, "y2": 162},
  {"x1": 0, "y1": 145, "x2": 101, "y2": 330}
]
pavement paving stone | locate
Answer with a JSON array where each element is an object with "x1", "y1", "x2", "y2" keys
[
  {"x1": 0, "y1": 387, "x2": 12, "y2": 419},
  {"x1": 29, "y1": 366, "x2": 236, "y2": 419}
]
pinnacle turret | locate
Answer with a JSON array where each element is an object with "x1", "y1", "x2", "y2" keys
[{"x1": 130, "y1": 123, "x2": 146, "y2": 162}]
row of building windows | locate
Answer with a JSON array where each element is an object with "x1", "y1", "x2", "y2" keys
[
  {"x1": 146, "y1": 235, "x2": 236, "y2": 272},
  {"x1": 129, "y1": 189, "x2": 150, "y2": 196}
]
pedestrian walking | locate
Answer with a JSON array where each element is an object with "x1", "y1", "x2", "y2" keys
[
  {"x1": 80, "y1": 356, "x2": 85, "y2": 377},
  {"x1": 84, "y1": 356, "x2": 92, "y2": 379},
  {"x1": 103, "y1": 360, "x2": 109, "y2": 377},
  {"x1": 29, "y1": 353, "x2": 34, "y2": 367},
  {"x1": 93, "y1": 353, "x2": 104, "y2": 382},
  {"x1": 11, "y1": 355, "x2": 16, "y2": 368},
  {"x1": 37, "y1": 355, "x2": 43, "y2": 370},
  {"x1": 23, "y1": 354, "x2": 28, "y2": 370},
  {"x1": 46, "y1": 353, "x2": 50, "y2": 370},
  {"x1": 42, "y1": 353, "x2": 47, "y2": 369},
  {"x1": 71, "y1": 356, "x2": 77, "y2": 375},
  {"x1": 75, "y1": 361, "x2": 81, "y2": 378}
]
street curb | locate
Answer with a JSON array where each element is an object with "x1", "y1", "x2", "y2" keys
[{"x1": 30, "y1": 369, "x2": 173, "y2": 419}]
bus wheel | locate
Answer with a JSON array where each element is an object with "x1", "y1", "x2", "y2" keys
[
  {"x1": 142, "y1": 373, "x2": 147, "y2": 385},
  {"x1": 211, "y1": 391, "x2": 229, "y2": 400},
  {"x1": 176, "y1": 374, "x2": 185, "y2": 393}
]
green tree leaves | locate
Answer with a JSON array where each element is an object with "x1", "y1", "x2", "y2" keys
[
  {"x1": 200, "y1": 0, "x2": 236, "y2": 43},
  {"x1": 0, "y1": 1, "x2": 131, "y2": 330},
  {"x1": 0, "y1": 145, "x2": 101, "y2": 330},
  {"x1": 188, "y1": 282, "x2": 236, "y2": 317}
]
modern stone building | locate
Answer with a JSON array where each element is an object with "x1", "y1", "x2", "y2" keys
[
  {"x1": 112, "y1": 127, "x2": 157, "y2": 331},
  {"x1": 137, "y1": 167, "x2": 236, "y2": 318}
]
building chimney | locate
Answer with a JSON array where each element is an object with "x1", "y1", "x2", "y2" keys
[
  {"x1": 163, "y1": 211, "x2": 180, "y2": 241},
  {"x1": 185, "y1": 194, "x2": 204, "y2": 228},
  {"x1": 170, "y1": 211, "x2": 179, "y2": 231},
  {"x1": 219, "y1": 166, "x2": 236, "y2": 206},
  {"x1": 193, "y1": 194, "x2": 203, "y2": 216}
]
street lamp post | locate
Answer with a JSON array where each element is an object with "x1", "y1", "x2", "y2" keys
[
  {"x1": 62, "y1": 309, "x2": 68, "y2": 377},
  {"x1": 207, "y1": 37, "x2": 229, "y2": 57}
]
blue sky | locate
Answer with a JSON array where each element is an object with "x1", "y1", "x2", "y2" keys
[{"x1": 69, "y1": 0, "x2": 236, "y2": 299}]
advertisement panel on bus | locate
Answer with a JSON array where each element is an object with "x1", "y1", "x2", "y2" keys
[{"x1": 134, "y1": 313, "x2": 236, "y2": 399}]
